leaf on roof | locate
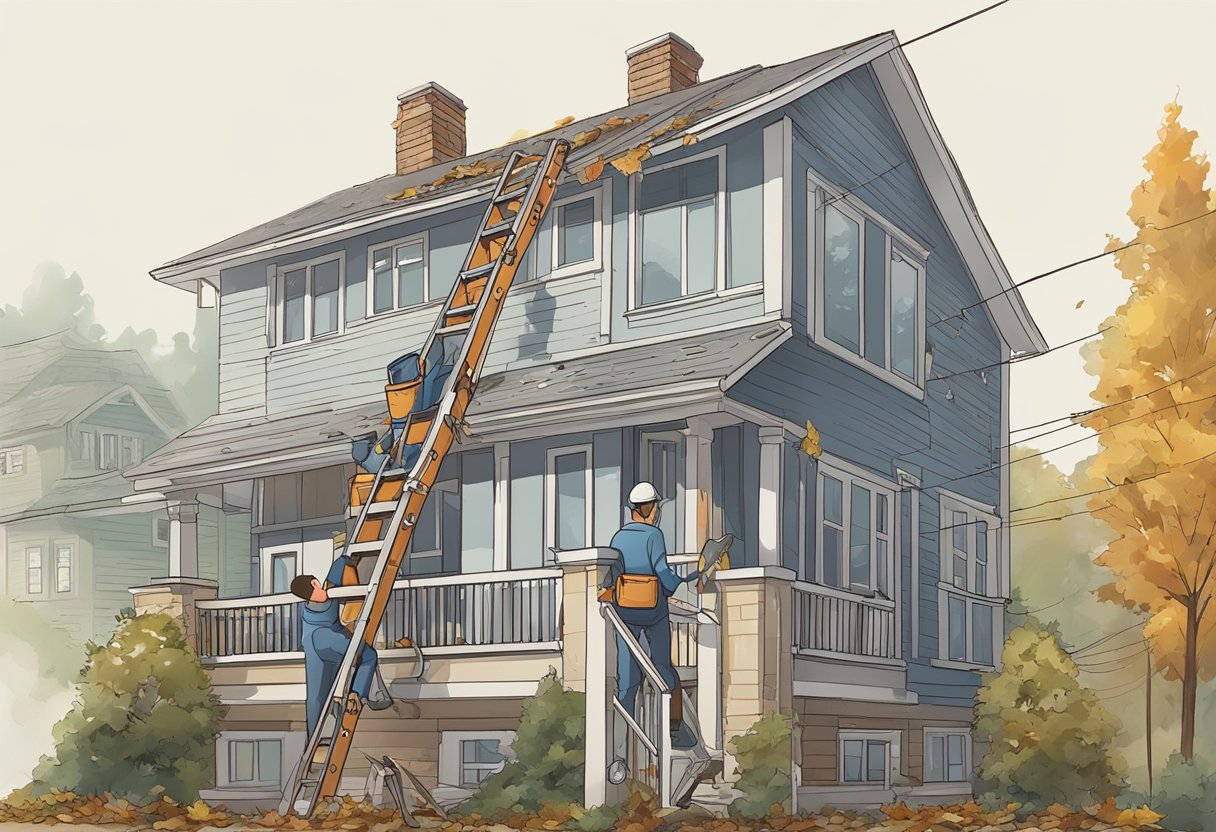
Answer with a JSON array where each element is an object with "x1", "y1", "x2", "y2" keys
[
  {"x1": 387, "y1": 186, "x2": 419, "y2": 201},
  {"x1": 651, "y1": 115, "x2": 696, "y2": 139},
  {"x1": 609, "y1": 143, "x2": 651, "y2": 176},
  {"x1": 553, "y1": 115, "x2": 576, "y2": 128},
  {"x1": 577, "y1": 155, "x2": 606, "y2": 185},
  {"x1": 431, "y1": 156, "x2": 509, "y2": 187},
  {"x1": 683, "y1": 134, "x2": 699, "y2": 147},
  {"x1": 572, "y1": 114, "x2": 649, "y2": 149},
  {"x1": 572, "y1": 128, "x2": 602, "y2": 149}
]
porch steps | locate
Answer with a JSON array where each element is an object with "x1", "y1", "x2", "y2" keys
[{"x1": 280, "y1": 138, "x2": 570, "y2": 819}]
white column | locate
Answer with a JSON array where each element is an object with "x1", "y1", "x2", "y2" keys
[
  {"x1": 167, "y1": 500, "x2": 200, "y2": 578},
  {"x1": 757, "y1": 427, "x2": 785, "y2": 567},
  {"x1": 680, "y1": 416, "x2": 715, "y2": 554},
  {"x1": 493, "y1": 442, "x2": 510, "y2": 571}
]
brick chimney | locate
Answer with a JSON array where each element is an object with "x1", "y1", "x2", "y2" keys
[
  {"x1": 626, "y1": 33, "x2": 704, "y2": 104},
  {"x1": 394, "y1": 82, "x2": 467, "y2": 176}
]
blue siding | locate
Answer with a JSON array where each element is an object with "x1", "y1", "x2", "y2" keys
[{"x1": 733, "y1": 65, "x2": 1004, "y2": 706}]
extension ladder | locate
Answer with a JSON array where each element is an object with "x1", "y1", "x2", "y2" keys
[{"x1": 280, "y1": 138, "x2": 571, "y2": 818}]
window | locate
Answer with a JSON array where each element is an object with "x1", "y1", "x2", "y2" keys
[
  {"x1": 556, "y1": 197, "x2": 595, "y2": 267},
  {"x1": 100, "y1": 434, "x2": 118, "y2": 470},
  {"x1": 810, "y1": 178, "x2": 926, "y2": 392},
  {"x1": 937, "y1": 492, "x2": 1003, "y2": 669},
  {"x1": 79, "y1": 431, "x2": 95, "y2": 463},
  {"x1": 55, "y1": 544, "x2": 73, "y2": 593},
  {"x1": 153, "y1": 516, "x2": 171, "y2": 548},
  {"x1": 816, "y1": 465, "x2": 895, "y2": 594},
  {"x1": 515, "y1": 187, "x2": 604, "y2": 284},
  {"x1": 26, "y1": 546, "x2": 43, "y2": 595},
  {"x1": 838, "y1": 730, "x2": 899, "y2": 786},
  {"x1": 635, "y1": 153, "x2": 722, "y2": 306},
  {"x1": 228, "y1": 739, "x2": 281, "y2": 785},
  {"x1": 270, "y1": 552, "x2": 297, "y2": 594},
  {"x1": 368, "y1": 235, "x2": 428, "y2": 315},
  {"x1": 924, "y1": 730, "x2": 971, "y2": 783},
  {"x1": 460, "y1": 739, "x2": 506, "y2": 786},
  {"x1": 0, "y1": 447, "x2": 25, "y2": 476},
  {"x1": 276, "y1": 255, "x2": 344, "y2": 344},
  {"x1": 121, "y1": 436, "x2": 137, "y2": 468},
  {"x1": 641, "y1": 433, "x2": 683, "y2": 555},
  {"x1": 546, "y1": 445, "x2": 592, "y2": 556},
  {"x1": 408, "y1": 479, "x2": 454, "y2": 574}
]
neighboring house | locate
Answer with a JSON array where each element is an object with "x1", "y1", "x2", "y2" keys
[
  {"x1": 126, "y1": 31, "x2": 1045, "y2": 811},
  {"x1": 0, "y1": 331, "x2": 248, "y2": 642}
]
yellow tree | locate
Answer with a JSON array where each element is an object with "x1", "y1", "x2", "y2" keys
[{"x1": 1082, "y1": 100, "x2": 1216, "y2": 761}]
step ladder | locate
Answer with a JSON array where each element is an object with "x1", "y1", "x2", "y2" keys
[{"x1": 280, "y1": 138, "x2": 571, "y2": 818}]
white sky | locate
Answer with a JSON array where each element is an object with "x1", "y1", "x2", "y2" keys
[{"x1": 1, "y1": 0, "x2": 1213, "y2": 473}]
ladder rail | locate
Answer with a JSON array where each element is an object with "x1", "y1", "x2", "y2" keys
[{"x1": 280, "y1": 138, "x2": 570, "y2": 816}]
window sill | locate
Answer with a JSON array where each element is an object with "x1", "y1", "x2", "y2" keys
[
  {"x1": 930, "y1": 657, "x2": 995, "y2": 673},
  {"x1": 269, "y1": 328, "x2": 349, "y2": 356},
  {"x1": 540, "y1": 260, "x2": 603, "y2": 284},
  {"x1": 936, "y1": 582, "x2": 1008, "y2": 605},
  {"x1": 625, "y1": 283, "x2": 763, "y2": 322},
  {"x1": 810, "y1": 334, "x2": 925, "y2": 401},
  {"x1": 349, "y1": 298, "x2": 445, "y2": 330}
]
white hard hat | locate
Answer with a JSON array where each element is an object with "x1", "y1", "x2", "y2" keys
[{"x1": 628, "y1": 481, "x2": 661, "y2": 506}]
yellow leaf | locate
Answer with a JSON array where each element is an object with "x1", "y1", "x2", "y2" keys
[
  {"x1": 553, "y1": 115, "x2": 576, "y2": 128},
  {"x1": 683, "y1": 134, "x2": 699, "y2": 147},
  {"x1": 186, "y1": 801, "x2": 213, "y2": 822},
  {"x1": 577, "y1": 155, "x2": 606, "y2": 185},
  {"x1": 571, "y1": 128, "x2": 602, "y2": 149},
  {"x1": 387, "y1": 186, "x2": 419, "y2": 201},
  {"x1": 798, "y1": 420, "x2": 823, "y2": 458},
  {"x1": 609, "y1": 144, "x2": 651, "y2": 176},
  {"x1": 1075, "y1": 299, "x2": 1085, "y2": 309}
]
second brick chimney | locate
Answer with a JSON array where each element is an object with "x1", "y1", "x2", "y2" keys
[
  {"x1": 626, "y1": 33, "x2": 704, "y2": 104},
  {"x1": 394, "y1": 82, "x2": 467, "y2": 176}
]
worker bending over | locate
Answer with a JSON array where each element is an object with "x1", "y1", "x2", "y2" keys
[
  {"x1": 290, "y1": 555, "x2": 393, "y2": 734},
  {"x1": 610, "y1": 482, "x2": 700, "y2": 739}
]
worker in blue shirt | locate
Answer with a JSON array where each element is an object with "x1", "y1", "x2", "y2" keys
[
  {"x1": 290, "y1": 554, "x2": 393, "y2": 735},
  {"x1": 610, "y1": 482, "x2": 700, "y2": 739}
]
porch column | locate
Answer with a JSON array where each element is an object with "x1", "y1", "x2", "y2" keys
[
  {"x1": 493, "y1": 442, "x2": 510, "y2": 571},
  {"x1": 167, "y1": 500, "x2": 200, "y2": 578},
  {"x1": 757, "y1": 427, "x2": 785, "y2": 566},
  {"x1": 556, "y1": 547, "x2": 621, "y2": 808},
  {"x1": 681, "y1": 416, "x2": 715, "y2": 553},
  {"x1": 717, "y1": 567, "x2": 795, "y2": 787},
  {"x1": 130, "y1": 498, "x2": 217, "y2": 652}
]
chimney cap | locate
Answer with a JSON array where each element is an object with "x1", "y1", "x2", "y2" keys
[
  {"x1": 626, "y1": 32, "x2": 701, "y2": 60},
  {"x1": 397, "y1": 81, "x2": 467, "y2": 110}
]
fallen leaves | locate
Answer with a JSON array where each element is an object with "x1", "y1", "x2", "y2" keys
[
  {"x1": 553, "y1": 115, "x2": 576, "y2": 128},
  {"x1": 577, "y1": 155, "x2": 606, "y2": 185},
  {"x1": 610, "y1": 144, "x2": 651, "y2": 176}
]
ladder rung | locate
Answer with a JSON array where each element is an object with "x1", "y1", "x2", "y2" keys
[
  {"x1": 480, "y1": 219, "x2": 515, "y2": 238},
  {"x1": 447, "y1": 304, "x2": 478, "y2": 318},
  {"x1": 347, "y1": 540, "x2": 382, "y2": 555},
  {"x1": 494, "y1": 184, "x2": 529, "y2": 203},
  {"x1": 435, "y1": 322, "x2": 471, "y2": 336},
  {"x1": 461, "y1": 262, "x2": 497, "y2": 281},
  {"x1": 363, "y1": 501, "x2": 398, "y2": 515}
]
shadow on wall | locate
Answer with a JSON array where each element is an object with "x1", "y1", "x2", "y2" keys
[{"x1": 516, "y1": 282, "x2": 556, "y2": 363}]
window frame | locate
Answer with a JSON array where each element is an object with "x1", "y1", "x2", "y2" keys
[
  {"x1": 459, "y1": 738, "x2": 507, "y2": 787},
  {"x1": 837, "y1": 729, "x2": 901, "y2": 787},
  {"x1": 274, "y1": 251, "x2": 347, "y2": 347},
  {"x1": 1, "y1": 446, "x2": 25, "y2": 476},
  {"x1": 814, "y1": 460, "x2": 897, "y2": 597},
  {"x1": 548, "y1": 189, "x2": 603, "y2": 279},
  {"x1": 639, "y1": 430, "x2": 686, "y2": 556},
  {"x1": 54, "y1": 541, "x2": 74, "y2": 594},
  {"x1": 100, "y1": 433, "x2": 119, "y2": 470},
  {"x1": 365, "y1": 231, "x2": 431, "y2": 318},
  {"x1": 152, "y1": 515, "x2": 170, "y2": 549},
  {"x1": 807, "y1": 171, "x2": 928, "y2": 399},
  {"x1": 545, "y1": 443, "x2": 594, "y2": 559},
  {"x1": 438, "y1": 730, "x2": 515, "y2": 789},
  {"x1": 934, "y1": 490, "x2": 1004, "y2": 671},
  {"x1": 224, "y1": 737, "x2": 283, "y2": 787},
  {"x1": 25, "y1": 545, "x2": 44, "y2": 596},
  {"x1": 922, "y1": 728, "x2": 972, "y2": 783},
  {"x1": 629, "y1": 146, "x2": 728, "y2": 312},
  {"x1": 408, "y1": 478, "x2": 455, "y2": 572},
  {"x1": 79, "y1": 431, "x2": 95, "y2": 463}
]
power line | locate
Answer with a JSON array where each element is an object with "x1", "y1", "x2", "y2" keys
[
  {"x1": 927, "y1": 327, "x2": 1110, "y2": 384},
  {"x1": 930, "y1": 206, "x2": 1216, "y2": 332},
  {"x1": 1006, "y1": 390, "x2": 1216, "y2": 451},
  {"x1": 901, "y1": 0, "x2": 1013, "y2": 46},
  {"x1": 1075, "y1": 645, "x2": 1149, "y2": 670},
  {"x1": 1068, "y1": 622, "x2": 1145, "y2": 658}
]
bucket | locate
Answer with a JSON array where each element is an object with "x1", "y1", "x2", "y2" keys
[
  {"x1": 385, "y1": 377, "x2": 421, "y2": 420},
  {"x1": 387, "y1": 352, "x2": 422, "y2": 385}
]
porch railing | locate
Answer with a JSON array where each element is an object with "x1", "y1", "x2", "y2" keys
[
  {"x1": 196, "y1": 568, "x2": 562, "y2": 661},
  {"x1": 668, "y1": 554, "x2": 700, "y2": 669},
  {"x1": 792, "y1": 581, "x2": 897, "y2": 660}
]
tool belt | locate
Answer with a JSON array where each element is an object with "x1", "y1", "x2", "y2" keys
[{"x1": 614, "y1": 573, "x2": 660, "y2": 609}]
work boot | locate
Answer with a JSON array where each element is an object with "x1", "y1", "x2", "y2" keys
[{"x1": 365, "y1": 693, "x2": 394, "y2": 711}]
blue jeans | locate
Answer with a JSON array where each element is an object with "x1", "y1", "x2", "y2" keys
[
  {"x1": 615, "y1": 616, "x2": 680, "y2": 718},
  {"x1": 304, "y1": 626, "x2": 378, "y2": 735}
]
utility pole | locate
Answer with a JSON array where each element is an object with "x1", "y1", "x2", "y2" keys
[{"x1": 1146, "y1": 648, "x2": 1153, "y2": 800}]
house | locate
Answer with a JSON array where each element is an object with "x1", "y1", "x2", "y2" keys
[
  {"x1": 125, "y1": 31, "x2": 1045, "y2": 812},
  {"x1": 0, "y1": 331, "x2": 248, "y2": 642}
]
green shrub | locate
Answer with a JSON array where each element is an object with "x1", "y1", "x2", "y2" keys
[
  {"x1": 570, "y1": 804, "x2": 624, "y2": 832},
  {"x1": 729, "y1": 713, "x2": 793, "y2": 819},
  {"x1": 29, "y1": 611, "x2": 225, "y2": 803},
  {"x1": 974, "y1": 621, "x2": 1126, "y2": 809},
  {"x1": 460, "y1": 670, "x2": 586, "y2": 815},
  {"x1": 1141, "y1": 754, "x2": 1216, "y2": 832}
]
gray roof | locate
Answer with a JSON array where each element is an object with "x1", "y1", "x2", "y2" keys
[
  {"x1": 155, "y1": 38, "x2": 878, "y2": 274},
  {"x1": 0, "y1": 471, "x2": 134, "y2": 523},
  {"x1": 0, "y1": 331, "x2": 186, "y2": 439},
  {"x1": 126, "y1": 322, "x2": 788, "y2": 488}
]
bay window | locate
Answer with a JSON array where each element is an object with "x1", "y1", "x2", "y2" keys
[
  {"x1": 635, "y1": 152, "x2": 724, "y2": 307},
  {"x1": 810, "y1": 175, "x2": 927, "y2": 392},
  {"x1": 368, "y1": 234, "x2": 428, "y2": 315},
  {"x1": 936, "y1": 492, "x2": 1003, "y2": 669}
]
